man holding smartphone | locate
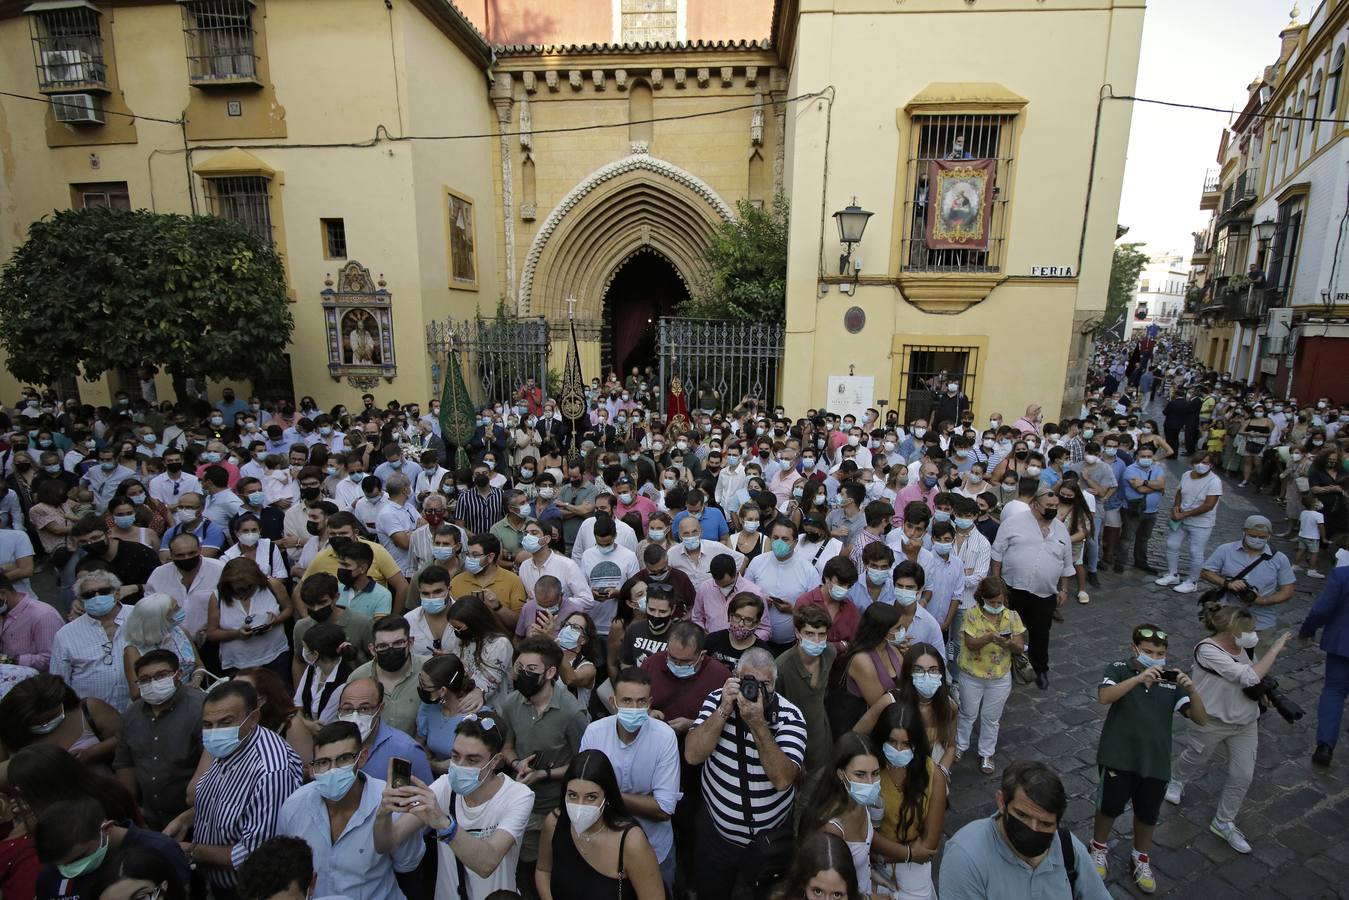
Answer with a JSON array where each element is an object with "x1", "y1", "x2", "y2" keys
[{"x1": 1089, "y1": 624, "x2": 1208, "y2": 895}]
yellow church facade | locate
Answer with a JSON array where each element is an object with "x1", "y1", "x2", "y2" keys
[{"x1": 0, "y1": 0, "x2": 1144, "y2": 421}]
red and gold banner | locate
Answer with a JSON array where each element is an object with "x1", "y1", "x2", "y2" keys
[{"x1": 925, "y1": 158, "x2": 996, "y2": 251}]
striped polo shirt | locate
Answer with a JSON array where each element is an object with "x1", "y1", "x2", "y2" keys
[
  {"x1": 193, "y1": 725, "x2": 304, "y2": 887},
  {"x1": 694, "y1": 689, "x2": 808, "y2": 845}
]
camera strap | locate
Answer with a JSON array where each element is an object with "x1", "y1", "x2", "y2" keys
[{"x1": 1221, "y1": 551, "x2": 1273, "y2": 596}]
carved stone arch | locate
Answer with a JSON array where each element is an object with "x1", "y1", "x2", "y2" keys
[{"x1": 519, "y1": 153, "x2": 734, "y2": 320}]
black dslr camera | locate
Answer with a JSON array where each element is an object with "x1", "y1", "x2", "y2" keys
[
  {"x1": 1243, "y1": 675, "x2": 1304, "y2": 724},
  {"x1": 739, "y1": 675, "x2": 762, "y2": 703}
]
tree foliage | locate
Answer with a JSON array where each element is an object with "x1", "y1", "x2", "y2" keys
[
  {"x1": 0, "y1": 206, "x2": 294, "y2": 385},
  {"x1": 1105, "y1": 239, "x2": 1149, "y2": 339},
  {"x1": 683, "y1": 191, "x2": 789, "y2": 323}
]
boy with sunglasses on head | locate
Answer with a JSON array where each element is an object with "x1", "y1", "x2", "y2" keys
[{"x1": 1089, "y1": 624, "x2": 1207, "y2": 895}]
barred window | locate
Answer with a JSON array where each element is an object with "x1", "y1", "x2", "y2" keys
[
  {"x1": 322, "y1": 218, "x2": 347, "y2": 260},
  {"x1": 182, "y1": 0, "x2": 257, "y2": 83},
  {"x1": 204, "y1": 176, "x2": 272, "y2": 245},
  {"x1": 900, "y1": 114, "x2": 1015, "y2": 273},
  {"x1": 74, "y1": 181, "x2": 130, "y2": 210},
  {"x1": 896, "y1": 344, "x2": 980, "y2": 425},
  {"x1": 620, "y1": 0, "x2": 678, "y2": 44},
  {"x1": 29, "y1": 5, "x2": 107, "y2": 91}
]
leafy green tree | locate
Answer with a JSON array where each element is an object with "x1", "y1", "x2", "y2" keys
[
  {"x1": 683, "y1": 191, "x2": 789, "y2": 323},
  {"x1": 0, "y1": 207, "x2": 293, "y2": 386},
  {"x1": 1105, "y1": 238, "x2": 1149, "y2": 339}
]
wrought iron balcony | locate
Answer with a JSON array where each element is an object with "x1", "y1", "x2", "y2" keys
[{"x1": 1200, "y1": 168, "x2": 1221, "y2": 210}]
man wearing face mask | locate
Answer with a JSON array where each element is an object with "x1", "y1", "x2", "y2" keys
[
  {"x1": 499, "y1": 635, "x2": 588, "y2": 887},
  {"x1": 1199, "y1": 515, "x2": 1296, "y2": 650},
  {"x1": 745, "y1": 518, "x2": 823, "y2": 654},
  {"x1": 578, "y1": 667, "x2": 681, "y2": 885},
  {"x1": 346, "y1": 619, "x2": 428, "y2": 739},
  {"x1": 176, "y1": 680, "x2": 303, "y2": 898},
  {"x1": 33, "y1": 793, "x2": 190, "y2": 900},
  {"x1": 113, "y1": 649, "x2": 206, "y2": 829},
  {"x1": 939, "y1": 760, "x2": 1110, "y2": 899},
  {"x1": 990, "y1": 486, "x2": 1075, "y2": 690},
  {"x1": 82, "y1": 447, "x2": 136, "y2": 514},
  {"x1": 278, "y1": 720, "x2": 427, "y2": 900}
]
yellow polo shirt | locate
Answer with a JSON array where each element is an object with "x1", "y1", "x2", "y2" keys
[
  {"x1": 450, "y1": 567, "x2": 527, "y2": 612},
  {"x1": 302, "y1": 539, "x2": 403, "y2": 587}
]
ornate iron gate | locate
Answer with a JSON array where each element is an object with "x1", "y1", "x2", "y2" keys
[
  {"x1": 657, "y1": 317, "x2": 785, "y2": 415},
  {"x1": 426, "y1": 317, "x2": 551, "y2": 408}
]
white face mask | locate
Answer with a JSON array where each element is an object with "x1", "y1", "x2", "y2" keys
[
  {"x1": 1234, "y1": 631, "x2": 1259, "y2": 649},
  {"x1": 339, "y1": 711, "x2": 377, "y2": 741},
  {"x1": 567, "y1": 800, "x2": 605, "y2": 833}
]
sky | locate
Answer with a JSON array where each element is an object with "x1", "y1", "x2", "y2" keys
[{"x1": 1116, "y1": 0, "x2": 1296, "y2": 257}]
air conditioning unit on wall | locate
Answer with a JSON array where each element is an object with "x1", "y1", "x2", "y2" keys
[{"x1": 51, "y1": 93, "x2": 104, "y2": 125}]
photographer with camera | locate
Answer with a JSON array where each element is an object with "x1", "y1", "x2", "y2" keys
[
  {"x1": 684, "y1": 647, "x2": 808, "y2": 900},
  {"x1": 1166, "y1": 606, "x2": 1292, "y2": 855},
  {"x1": 1089, "y1": 624, "x2": 1206, "y2": 894},
  {"x1": 1198, "y1": 515, "x2": 1295, "y2": 652}
]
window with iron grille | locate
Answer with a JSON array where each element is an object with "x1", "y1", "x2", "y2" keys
[
  {"x1": 620, "y1": 0, "x2": 678, "y2": 43},
  {"x1": 74, "y1": 181, "x2": 130, "y2": 210},
  {"x1": 322, "y1": 218, "x2": 347, "y2": 260},
  {"x1": 896, "y1": 344, "x2": 980, "y2": 425},
  {"x1": 901, "y1": 114, "x2": 1015, "y2": 273},
  {"x1": 28, "y1": 5, "x2": 107, "y2": 91},
  {"x1": 181, "y1": 0, "x2": 258, "y2": 83},
  {"x1": 203, "y1": 176, "x2": 273, "y2": 245}
]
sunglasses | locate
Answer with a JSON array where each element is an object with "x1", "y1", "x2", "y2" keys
[{"x1": 1135, "y1": 628, "x2": 1168, "y2": 642}]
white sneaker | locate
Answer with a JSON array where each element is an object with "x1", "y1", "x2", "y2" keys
[
  {"x1": 1307, "y1": 570, "x2": 1326, "y2": 579},
  {"x1": 1154, "y1": 573, "x2": 1180, "y2": 587},
  {"x1": 1173, "y1": 580, "x2": 1198, "y2": 594},
  {"x1": 1077, "y1": 590, "x2": 1090, "y2": 604},
  {"x1": 1164, "y1": 780, "x2": 1183, "y2": 805},
  {"x1": 1210, "y1": 819, "x2": 1251, "y2": 854},
  {"x1": 1089, "y1": 843, "x2": 1108, "y2": 878}
]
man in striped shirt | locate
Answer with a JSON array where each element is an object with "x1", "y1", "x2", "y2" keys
[
  {"x1": 181, "y1": 681, "x2": 303, "y2": 900},
  {"x1": 684, "y1": 647, "x2": 808, "y2": 900}
]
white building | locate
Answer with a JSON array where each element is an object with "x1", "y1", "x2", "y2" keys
[{"x1": 1128, "y1": 251, "x2": 1190, "y2": 335}]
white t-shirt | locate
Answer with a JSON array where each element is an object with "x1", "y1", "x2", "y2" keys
[
  {"x1": 1299, "y1": 509, "x2": 1325, "y2": 540},
  {"x1": 430, "y1": 773, "x2": 534, "y2": 900},
  {"x1": 1177, "y1": 470, "x2": 1223, "y2": 528}
]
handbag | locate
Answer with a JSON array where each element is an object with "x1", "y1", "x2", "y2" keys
[{"x1": 1011, "y1": 653, "x2": 1035, "y2": 685}]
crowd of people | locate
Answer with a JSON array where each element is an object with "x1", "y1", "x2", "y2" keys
[{"x1": 0, "y1": 349, "x2": 1343, "y2": 900}]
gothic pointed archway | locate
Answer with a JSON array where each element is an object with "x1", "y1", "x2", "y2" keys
[
  {"x1": 518, "y1": 153, "x2": 734, "y2": 324},
  {"x1": 603, "y1": 247, "x2": 689, "y2": 377}
]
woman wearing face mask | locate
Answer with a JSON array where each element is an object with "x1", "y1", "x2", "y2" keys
[
  {"x1": 797, "y1": 734, "x2": 881, "y2": 895},
  {"x1": 828, "y1": 603, "x2": 904, "y2": 735},
  {"x1": 293, "y1": 622, "x2": 356, "y2": 728},
  {"x1": 220, "y1": 514, "x2": 289, "y2": 596},
  {"x1": 535, "y1": 748, "x2": 663, "y2": 900},
  {"x1": 444, "y1": 595, "x2": 516, "y2": 711},
  {"x1": 103, "y1": 496, "x2": 157, "y2": 552},
  {"x1": 1157, "y1": 451, "x2": 1225, "y2": 595},
  {"x1": 0, "y1": 673, "x2": 121, "y2": 769},
  {"x1": 378, "y1": 712, "x2": 536, "y2": 899},
  {"x1": 28, "y1": 479, "x2": 76, "y2": 569},
  {"x1": 1280, "y1": 443, "x2": 1313, "y2": 536},
  {"x1": 122, "y1": 593, "x2": 202, "y2": 698},
  {"x1": 205, "y1": 557, "x2": 292, "y2": 681},
  {"x1": 851, "y1": 644, "x2": 957, "y2": 774},
  {"x1": 414, "y1": 653, "x2": 480, "y2": 773},
  {"x1": 732, "y1": 501, "x2": 766, "y2": 565},
  {"x1": 1054, "y1": 482, "x2": 1093, "y2": 605},
  {"x1": 1236, "y1": 406, "x2": 1274, "y2": 489},
  {"x1": 954, "y1": 576, "x2": 1025, "y2": 774},
  {"x1": 1136, "y1": 419, "x2": 1173, "y2": 461},
  {"x1": 868, "y1": 702, "x2": 946, "y2": 898},
  {"x1": 989, "y1": 440, "x2": 1030, "y2": 484},
  {"x1": 638, "y1": 511, "x2": 674, "y2": 553},
  {"x1": 1308, "y1": 447, "x2": 1348, "y2": 542},
  {"x1": 1168, "y1": 606, "x2": 1292, "y2": 854},
  {"x1": 556, "y1": 611, "x2": 602, "y2": 713}
]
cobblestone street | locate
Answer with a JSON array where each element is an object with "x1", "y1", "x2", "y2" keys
[{"x1": 940, "y1": 453, "x2": 1349, "y2": 898}]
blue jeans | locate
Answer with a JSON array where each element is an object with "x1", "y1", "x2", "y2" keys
[
  {"x1": 1317, "y1": 652, "x2": 1349, "y2": 748},
  {"x1": 1085, "y1": 508, "x2": 1106, "y2": 573}
]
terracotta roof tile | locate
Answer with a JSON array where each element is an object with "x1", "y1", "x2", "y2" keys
[{"x1": 493, "y1": 38, "x2": 771, "y2": 56}]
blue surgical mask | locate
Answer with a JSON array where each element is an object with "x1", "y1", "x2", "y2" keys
[
  {"x1": 558, "y1": 625, "x2": 581, "y2": 650},
  {"x1": 1137, "y1": 458, "x2": 1154, "y2": 470},
  {"x1": 522, "y1": 534, "x2": 542, "y2": 553},
  {"x1": 828, "y1": 583, "x2": 850, "y2": 601},
  {"x1": 647, "y1": 528, "x2": 666, "y2": 542},
  {"x1": 954, "y1": 517, "x2": 975, "y2": 530},
  {"x1": 421, "y1": 598, "x2": 447, "y2": 615},
  {"x1": 84, "y1": 593, "x2": 117, "y2": 618},
  {"x1": 350, "y1": 471, "x2": 365, "y2": 482},
  {"x1": 933, "y1": 541, "x2": 953, "y2": 557},
  {"x1": 596, "y1": 543, "x2": 615, "y2": 555},
  {"x1": 801, "y1": 638, "x2": 828, "y2": 657},
  {"x1": 1244, "y1": 535, "x2": 1268, "y2": 551},
  {"x1": 616, "y1": 707, "x2": 649, "y2": 732},
  {"x1": 1136, "y1": 652, "x2": 1165, "y2": 669},
  {"x1": 248, "y1": 491, "x2": 265, "y2": 507},
  {"x1": 846, "y1": 777, "x2": 881, "y2": 807},
  {"x1": 895, "y1": 588, "x2": 918, "y2": 607},
  {"x1": 912, "y1": 672, "x2": 943, "y2": 698},
  {"x1": 883, "y1": 744, "x2": 914, "y2": 768},
  {"x1": 771, "y1": 538, "x2": 792, "y2": 559},
  {"x1": 682, "y1": 536, "x2": 701, "y2": 551},
  {"x1": 867, "y1": 568, "x2": 889, "y2": 586},
  {"x1": 933, "y1": 510, "x2": 951, "y2": 523},
  {"x1": 431, "y1": 546, "x2": 455, "y2": 561},
  {"x1": 667, "y1": 659, "x2": 696, "y2": 679},
  {"x1": 448, "y1": 760, "x2": 489, "y2": 795},
  {"x1": 113, "y1": 514, "x2": 135, "y2": 529},
  {"x1": 743, "y1": 520, "x2": 760, "y2": 533},
  {"x1": 464, "y1": 555, "x2": 484, "y2": 574},
  {"x1": 981, "y1": 603, "x2": 1004, "y2": 616},
  {"x1": 203, "y1": 724, "x2": 244, "y2": 758},
  {"x1": 922, "y1": 476, "x2": 938, "y2": 488},
  {"x1": 313, "y1": 764, "x2": 358, "y2": 801}
]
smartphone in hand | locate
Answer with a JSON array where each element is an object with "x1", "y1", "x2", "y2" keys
[{"x1": 389, "y1": 756, "x2": 413, "y2": 790}]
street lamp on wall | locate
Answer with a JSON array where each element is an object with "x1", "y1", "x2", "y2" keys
[{"x1": 832, "y1": 198, "x2": 873, "y2": 295}]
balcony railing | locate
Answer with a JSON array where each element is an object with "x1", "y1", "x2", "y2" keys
[
  {"x1": 1222, "y1": 284, "x2": 1271, "y2": 322},
  {"x1": 1220, "y1": 169, "x2": 1258, "y2": 218},
  {"x1": 1200, "y1": 168, "x2": 1221, "y2": 210},
  {"x1": 1202, "y1": 169, "x2": 1220, "y2": 193}
]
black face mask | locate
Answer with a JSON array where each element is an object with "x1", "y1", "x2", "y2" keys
[
  {"x1": 328, "y1": 536, "x2": 352, "y2": 555},
  {"x1": 417, "y1": 686, "x2": 440, "y2": 705},
  {"x1": 376, "y1": 647, "x2": 409, "y2": 672},
  {"x1": 300, "y1": 487, "x2": 321, "y2": 502},
  {"x1": 452, "y1": 627, "x2": 470, "y2": 642},
  {"x1": 1040, "y1": 507, "x2": 1058, "y2": 521},
  {"x1": 473, "y1": 474, "x2": 490, "y2": 489},
  {"x1": 513, "y1": 670, "x2": 545, "y2": 697},
  {"x1": 646, "y1": 614, "x2": 671, "y2": 633},
  {"x1": 84, "y1": 540, "x2": 108, "y2": 557},
  {"x1": 336, "y1": 568, "x2": 358, "y2": 587},
  {"x1": 173, "y1": 555, "x2": 200, "y2": 571},
  {"x1": 1014, "y1": 451, "x2": 1028, "y2": 461},
  {"x1": 166, "y1": 462, "x2": 183, "y2": 473},
  {"x1": 306, "y1": 521, "x2": 323, "y2": 536},
  {"x1": 1002, "y1": 810, "x2": 1056, "y2": 858},
  {"x1": 309, "y1": 604, "x2": 334, "y2": 622}
]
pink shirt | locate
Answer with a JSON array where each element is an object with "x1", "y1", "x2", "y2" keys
[
  {"x1": 769, "y1": 468, "x2": 803, "y2": 507},
  {"x1": 892, "y1": 482, "x2": 938, "y2": 525},
  {"x1": 0, "y1": 594, "x2": 64, "y2": 672},
  {"x1": 616, "y1": 495, "x2": 658, "y2": 530},
  {"x1": 691, "y1": 576, "x2": 771, "y2": 640}
]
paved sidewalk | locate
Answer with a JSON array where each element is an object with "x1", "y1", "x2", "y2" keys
[{"x1": 940, "y1": 455, "x2": 1349, "y2": 898}]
